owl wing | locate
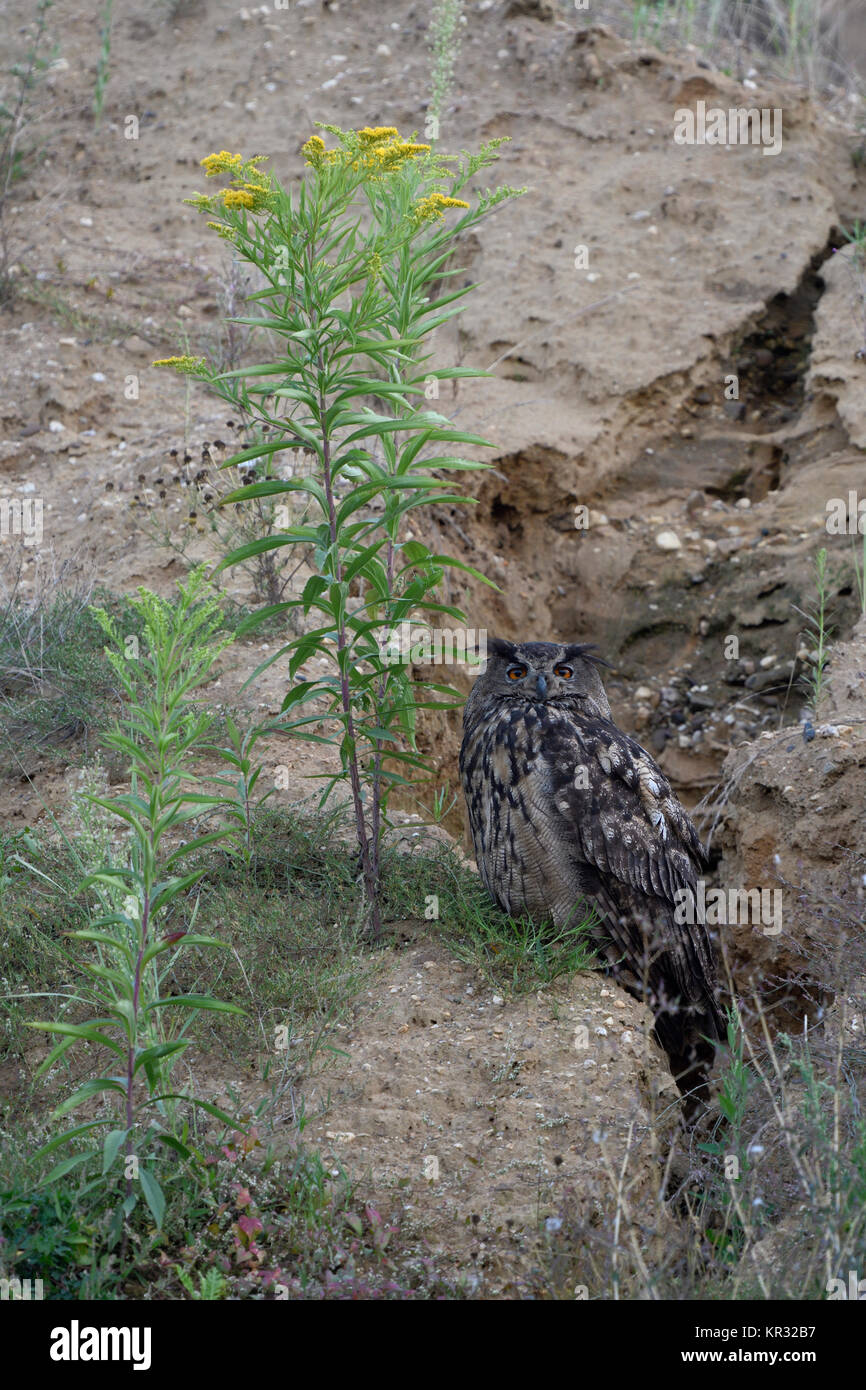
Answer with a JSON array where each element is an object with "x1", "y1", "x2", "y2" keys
[{"x1": 531, "y1": 705, "x2": 721, "y2": 1021}]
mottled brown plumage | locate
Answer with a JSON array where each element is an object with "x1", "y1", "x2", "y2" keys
[{"x1": 460, "y1": 638, "x2": 725, "y2": 1109}]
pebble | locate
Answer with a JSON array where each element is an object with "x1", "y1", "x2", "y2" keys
[
  {"x1": 687, "y1": 688, "x2": 714, "y2": 709},
  {"x1": 655, "y1": 530, "x2": 681, "y2": 550}
]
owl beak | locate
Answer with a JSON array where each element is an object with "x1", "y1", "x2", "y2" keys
[{"x1": 535, "y1": 673, "x2": 547, "y2": 699}]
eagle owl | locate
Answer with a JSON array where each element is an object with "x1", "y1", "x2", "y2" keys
[{"x1": 460, "y1": 638, "x2": 725, "y2": 1109}]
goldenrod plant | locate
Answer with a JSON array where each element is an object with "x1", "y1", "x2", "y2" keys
[
  {"x1": 93, "y1": 0, "x2": 112, "y2": 122},
  {"x1": 853, "y1": 530, "x2": 866, "y2": 616},
  {"x1": 427, "y1": 0, "x2": 465, "y2": 140},
  {"x1": 158, "y1": 128, "x2": 523, "y2": 936},
  {"x1": 26, "y1": 568, "x2": 245, "y2": 1240},
  {"x1": 793, "y1": 547, "x2": 833, "y2": 713},
  {"x1": 0, "y1": 0, "x2": 55, "y2": 303}
]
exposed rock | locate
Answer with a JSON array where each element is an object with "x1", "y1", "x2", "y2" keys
[{"x1": 707, "y1": 616, "x2": 866, "y2": 1031}]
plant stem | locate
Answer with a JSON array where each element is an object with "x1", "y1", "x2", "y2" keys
[{"x1": 314, "y1": 338, "x2": 381, "y2": 936}]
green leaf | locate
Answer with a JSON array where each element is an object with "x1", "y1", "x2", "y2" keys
[
  {"x1": 43, "y1": 1150, "x2": 99, "y2": 1185},
  {"x1": 217, "y1": 438, "x2": 315, "y2": 469},
  {"x1": 81, "y1": 962, "x2": 134, "y2": 997},
  {"x1": 133, "y1": 1041, "x2": 190, "y2": 1076},
  {"x1": 35, "y1": 1032, "x2": 80, "y2": 1075},
  {"x1": 149, "y1": 870, "x2": 210, "y2": 917},
  {"x1": 138, "y1": 1167, "x2": 166, "y2": 1228},
  {"x1": 66, "y1": 930, "x2": 135, "y2": 967},
  {"x1": 279, "y1": 680, "x2": 320, "y2": 714},
  {"x1": 301, "y1": 574, "x2": 329, "y2": 610},
  {"x1": 103, "y1": 1127, "x2": 129, "y2": 1175},
  {"x1": 344, "y1": 538, "x2": 388, "y2": 582},
  {"x1": 423, "y1": 554, "x2": 499, "y2": 590},
  {"x1": 53, "y1": 1077, "x2": 129, "y2": 1119},
  {"x1": 141, "y1": 932, "x2": 230, "y2": 969},
  {"x1": 215, "y1": 532, "x2": 307, "y2": 572},
  {"x1": 399, "y1": 540, "x2": 431, "y2": 566},
  {"x1": 162, "y1": 830, "x2": 242, "y2": 871},
  {"x1": 220, "y1": 475, "x2": 327, "y2": 511},
  {"x1": 143, "y1": 1093, "x2": 238, "y2": 1128},
  {"x1": 144, "y1": 994, "x2": 246, "y2": 1015},
  {"x1": 31, "y1": 1120, "x2": 114, "y2": 1164},
  {"x1": 332, "y1": 335, "x2": 420, "y2": 359},
  {"x1": 26, "y1": 1022, "x2": 127, "y2": 1070},
  {"x1": 156, "y1": 1133, "x2": 193, "y2": 1161}
]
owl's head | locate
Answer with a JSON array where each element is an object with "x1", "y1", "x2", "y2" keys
[{"x1": 475, "y1": 639, "x2": 612, "y2": 717}]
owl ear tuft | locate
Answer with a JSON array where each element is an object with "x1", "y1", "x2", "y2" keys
[
  {"x1": 490, "y1": 638, "x2": 518, "y2": 661},
  {"x1": 565, "y1": 642, "x2": 611, "y2": 669}
]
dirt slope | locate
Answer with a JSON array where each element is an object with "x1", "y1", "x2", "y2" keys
[{"x1": 299, "y1": 925, "x2": 675, "y2": 1294}]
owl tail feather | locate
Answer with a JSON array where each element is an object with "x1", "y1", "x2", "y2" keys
[{"x1": 651, "y1": 993, "x2": 726, "y2": 1120}]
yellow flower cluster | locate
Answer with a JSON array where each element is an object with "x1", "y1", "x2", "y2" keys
[
  {"x1": 366, "y1": 140, "x2": 430, "y2": 173},
  {"x1": 152, "y1": 355, "x2": 207, "y2": 374},
  {"x1": 302, "y1": 126, "x2": 430, "y2": 179},
  {"x1": 201, "y1": 150, "x2": 268, "y2": 177},
  {"x1": 206, "y1": 220, "x2": 238, "y2": 242},
  {"x1": 189, "y1": 151, "x2": 275, "y2": 219},
  {"x1": 201, "y1": 150, "x2": 244, "y2": 177},
  {"x1": 411, "y1": 191, "x2": 470, "y2": 224},
  {"x1": 223, "y1": 189, "x2": 255, "y2": 209},
  {"x1": 357, "y1": 126, "x2": 399, "y2": 143},
  {"x1": 301, "y1": 135, "x2": 328, "y2": 169}
]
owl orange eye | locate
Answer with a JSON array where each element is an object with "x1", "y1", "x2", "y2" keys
[
  {"x1": 555, "y1": 665, "x2": 573, "y2": 679},
  {"x1": 506, "y1": 665, "x2": 527, "y2": 680}
]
